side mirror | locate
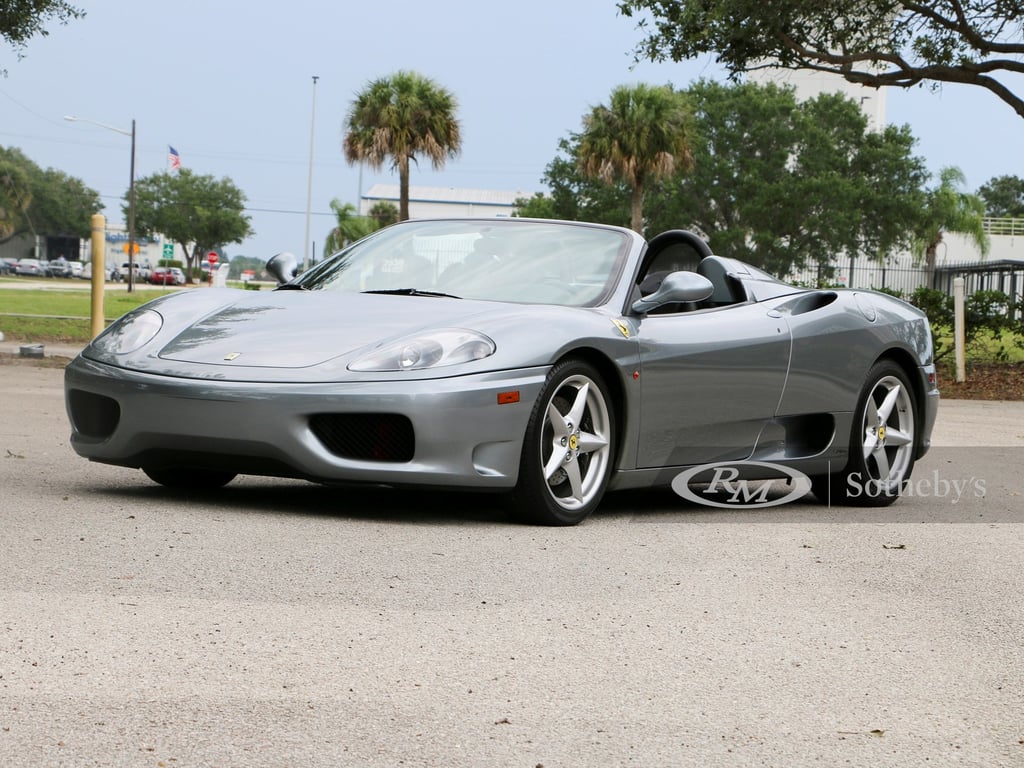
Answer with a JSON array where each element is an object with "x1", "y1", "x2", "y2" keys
[
  {"x1": 631, "y1": 271, "x2": 714, "y2": 314},
  {"x1": 266, "y1": 252, "x2": 299, "y2": 284}
]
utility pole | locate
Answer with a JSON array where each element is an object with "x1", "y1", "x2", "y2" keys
[{"x1": 303, "y1": 75, "x2": 319, "y2": 272}]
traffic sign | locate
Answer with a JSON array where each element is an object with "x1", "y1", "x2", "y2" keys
[
  {"x1": 163, "y1": 243, "x2": 174, "y2": 258},
  {"x1": 207, "y1": 251, "x2": 219, "y2": 265}
]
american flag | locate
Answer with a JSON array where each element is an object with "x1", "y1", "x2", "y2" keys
[{"x1": 168, "y1": 146, "x2": 181, "y2": 171}]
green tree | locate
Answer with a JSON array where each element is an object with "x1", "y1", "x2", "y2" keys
[
  {"x1": 521, "y1": 136, "x2": 632, "y2": 226},
  {"x1": 1, "y1": 0, "x2": 83, "y2": 71},
  {"x1": 0, "y1": 145, "x2": 101, "y2": 243},
  {"x1": 343, "y1": 71, "x2": 462, "y2": 221},
  {"x1": 513, "y1": 193, "x2": 560, "y2": 220},
  {"x1": 532, "y1": 82, "x2": 927, "y2": 275},
  {"x1": 645, "y1": 80, "x2": 802, "y2": 268},
  {"x1": 977, "y1": 175, "x2": 1024, "y2": 218},
  {"x1": 577, "y1": 83, "x2": 694, "y2": 234},
  {"x1": 661, "y1": 82, "x2": 927, "y2": 274},
  {"x1": 368, "y1": 201, "x2": 399, "y2": 228},
  {"x1": 29, "y1": 166, "x2": 103, "y2": 237},
  {"x1": 618, "y1": 0, "x2": 1024, "y2": 119},
  {"x1": 127, "y1": 169, "x2": 253, "y2": 283},
  {"x1": 784, "y1": 91, "x2": 927, "y2": 273},
  {"x1": 226, "y1": 255, "x2": 267, "y2": 280},
  {"x1": 914, "y1": 166, "x2": 989, "y2": 287},
  {"x1": 323, "y1": 199, "x2": 379, "y2": 254},
  {"x1": 0, "y1": 157, "x2": 32, "y2": 240}
]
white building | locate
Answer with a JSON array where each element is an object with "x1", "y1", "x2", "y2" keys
[
  {"x1": 78, "y1": 223, "x2": 184, "y2": 273},
  {"x1": 746, "y1": 68, "x2": 888, "y2": 132},
  {"x1": 359, "y1": 184, "x2": 534, "y2": 219},
  {"x1": 0, "y1": 222, "x2": 183, "y2": 274}
]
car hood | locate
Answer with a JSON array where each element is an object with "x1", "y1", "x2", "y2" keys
[
  {"x1": 83, "y1": 287, "x2": 630, "y2": 383},
  {"x1": 155, "y1": 290, "x2": 508, "y2": 368}
]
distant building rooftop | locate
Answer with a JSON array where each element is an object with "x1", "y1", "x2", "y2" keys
[{"x1": 360, "y1": 184, "x2": 536, "y2": 218}]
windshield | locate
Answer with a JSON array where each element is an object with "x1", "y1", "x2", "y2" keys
[{"x1": 291, "y1": 219, "x2": 631, "y2": 306}]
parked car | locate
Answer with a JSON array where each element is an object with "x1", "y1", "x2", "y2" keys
[
  {"x1": 149, "y1": 266, "x2": 186, "y2": 285},
  {"x1": 64, "y1": 218, "x2": 939, "y2": 526},
  {"x1": 0, "y1": 257, "x2": 16, "y2": 275},
  {"x1": 120, "y1": 262, "x2": 152, "y2": 281},
  {"x1": 15, "y1": 258, "x2": 44, "y2": 276},
  {"x1": 44, "y1": 258, "x2": 76, "y2": 278},
  {"x1": 78, "y1": 262, "x2": 122, "y2": 281}
]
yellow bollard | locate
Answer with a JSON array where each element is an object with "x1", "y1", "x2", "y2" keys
[{"x1": 90, "y1": 214, "x2": 105, "y2": 338}]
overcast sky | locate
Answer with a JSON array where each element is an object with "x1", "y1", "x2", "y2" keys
[{"x1": 2, "y1": 1, "x2": 1022, "y2": 262}]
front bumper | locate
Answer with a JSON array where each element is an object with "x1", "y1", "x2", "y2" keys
[{"x1": 65, "y1": 355, "x2": 549, "y2": 489}]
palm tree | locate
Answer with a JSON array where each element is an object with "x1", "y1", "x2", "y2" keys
[
  {"x1": 577, "y1": 83, "x2": 695, "y2": 234},
  {"x1": 323, "y1": 199, "x2": 378, "y2": 255},
  {"x1": 343, "y1": 71, "x2": 462, "y2": 221},
  {"x1": 368, "y1": 201, "x2": 399, "y2": 228},
  {"x1": 914, "y1": 166, "x2": 989, "y2": 287}
]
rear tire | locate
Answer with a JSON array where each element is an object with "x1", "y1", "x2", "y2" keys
[
  {"x1": 143, "y1": 466, "x2": 237, "y2": 490},
  {"x1": 810, "y1": 360, "x2": 917, "y2": 506},
  {"x1": 508, "y1": 359, "x2": 615, "y2": 526}
]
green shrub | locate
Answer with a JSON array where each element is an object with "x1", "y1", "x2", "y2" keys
[{"x1": 908, "y1": 286, "x2": 1023, "y2": 362}]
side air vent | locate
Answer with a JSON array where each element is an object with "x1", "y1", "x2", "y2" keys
[{"x1": 780, "y1": 291, "x2": 839, "y2": 316}]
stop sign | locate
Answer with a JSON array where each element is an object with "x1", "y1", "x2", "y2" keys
[{"x1": 207, "y1": 252, "x2": 219, "y2": 265}]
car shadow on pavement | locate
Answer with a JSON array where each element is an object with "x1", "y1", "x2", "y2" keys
[
  {"x1": 72, "y1": 471, "x2": 994, "y2": 526},
  {"x1": 80, "y1": 478, "x2": 832, "y2": 526},
  {"x1": 85, "y1": 480, "x2": 517, "y2": 526}
]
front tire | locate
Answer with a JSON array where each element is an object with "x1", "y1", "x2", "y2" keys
[
  {"x1": 508, "y1": 359, "x2": 615, "y2": 525},
  {"x1": 811, "y1": 360, "x2": 918, "y2": 506}
]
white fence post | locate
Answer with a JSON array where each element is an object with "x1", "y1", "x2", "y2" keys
[{"x1": 953, "y1": 277, "x2": 966, "y2": 383}]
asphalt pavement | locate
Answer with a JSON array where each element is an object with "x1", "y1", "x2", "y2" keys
[{"x1": 1, "y1": 358, "x2": 1022, "y2": 767}]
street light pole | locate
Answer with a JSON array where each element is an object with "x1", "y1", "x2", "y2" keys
[
  {"x1": 64, "y1": 114, "x2": 137, "y2": 293},
  {"x1": 303, "y1": 75, "x2": 319, "y2": 272},
  {"x1": 128, "y1": 118, "x2": 136, "y2": 293}
]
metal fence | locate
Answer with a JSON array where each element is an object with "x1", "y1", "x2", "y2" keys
[
  {"x1": 790, "y1": 259, "x2": 1023, "y2": 295},
  {"x1": 786, "y1": 260, "x2": 929, "y2": 296},
  {"x1": 983, "y1": 217, "x2": 1024, "y2": 237},
  {"x1": 934, "y1": 260, "x2": 1024, "y2": 321},
  {"x1": 786, "y1": 257, "x2": 1024, "y2": 321}
]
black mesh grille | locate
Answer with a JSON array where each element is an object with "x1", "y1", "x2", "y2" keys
[{"x1": 309, "y1": 413, "x2": 415, "y2": 463}]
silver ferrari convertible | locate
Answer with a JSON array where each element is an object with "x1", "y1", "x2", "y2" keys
[{"x1": 65, "y1": 218, "x2": 939, "y2": 525}]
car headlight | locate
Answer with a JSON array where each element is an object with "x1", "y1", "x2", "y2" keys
[
  {"x1": 90, "y1": 309, "x2": 164, "y2": 355},
  {"x1": 349, "y1": 328, "x2": 496, "y2": 372}
]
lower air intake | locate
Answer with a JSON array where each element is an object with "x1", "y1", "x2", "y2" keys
[{"x1": 310, "y1": 413, "x2": 415, "y2": 463}]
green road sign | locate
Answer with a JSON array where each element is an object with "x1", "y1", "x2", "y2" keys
[{"x1": 162, "y1": 243, "x2": 174, "y2": 257}]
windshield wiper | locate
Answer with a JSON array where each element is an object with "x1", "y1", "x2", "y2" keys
[
  {"x1": 274, "y1": 283, "x2": 308, "y2": 291},
  {"x1": 362, "y1": 288, "x2": 461, "y2": 299}
]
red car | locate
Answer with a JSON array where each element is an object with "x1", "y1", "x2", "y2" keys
[{"x1": 149, "y1": 267, "x2": 186, "y2": 285}]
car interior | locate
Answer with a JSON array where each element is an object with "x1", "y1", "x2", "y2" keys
[{"x1": 637, "y1": 230, "x2": 748, "y2": 314}]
